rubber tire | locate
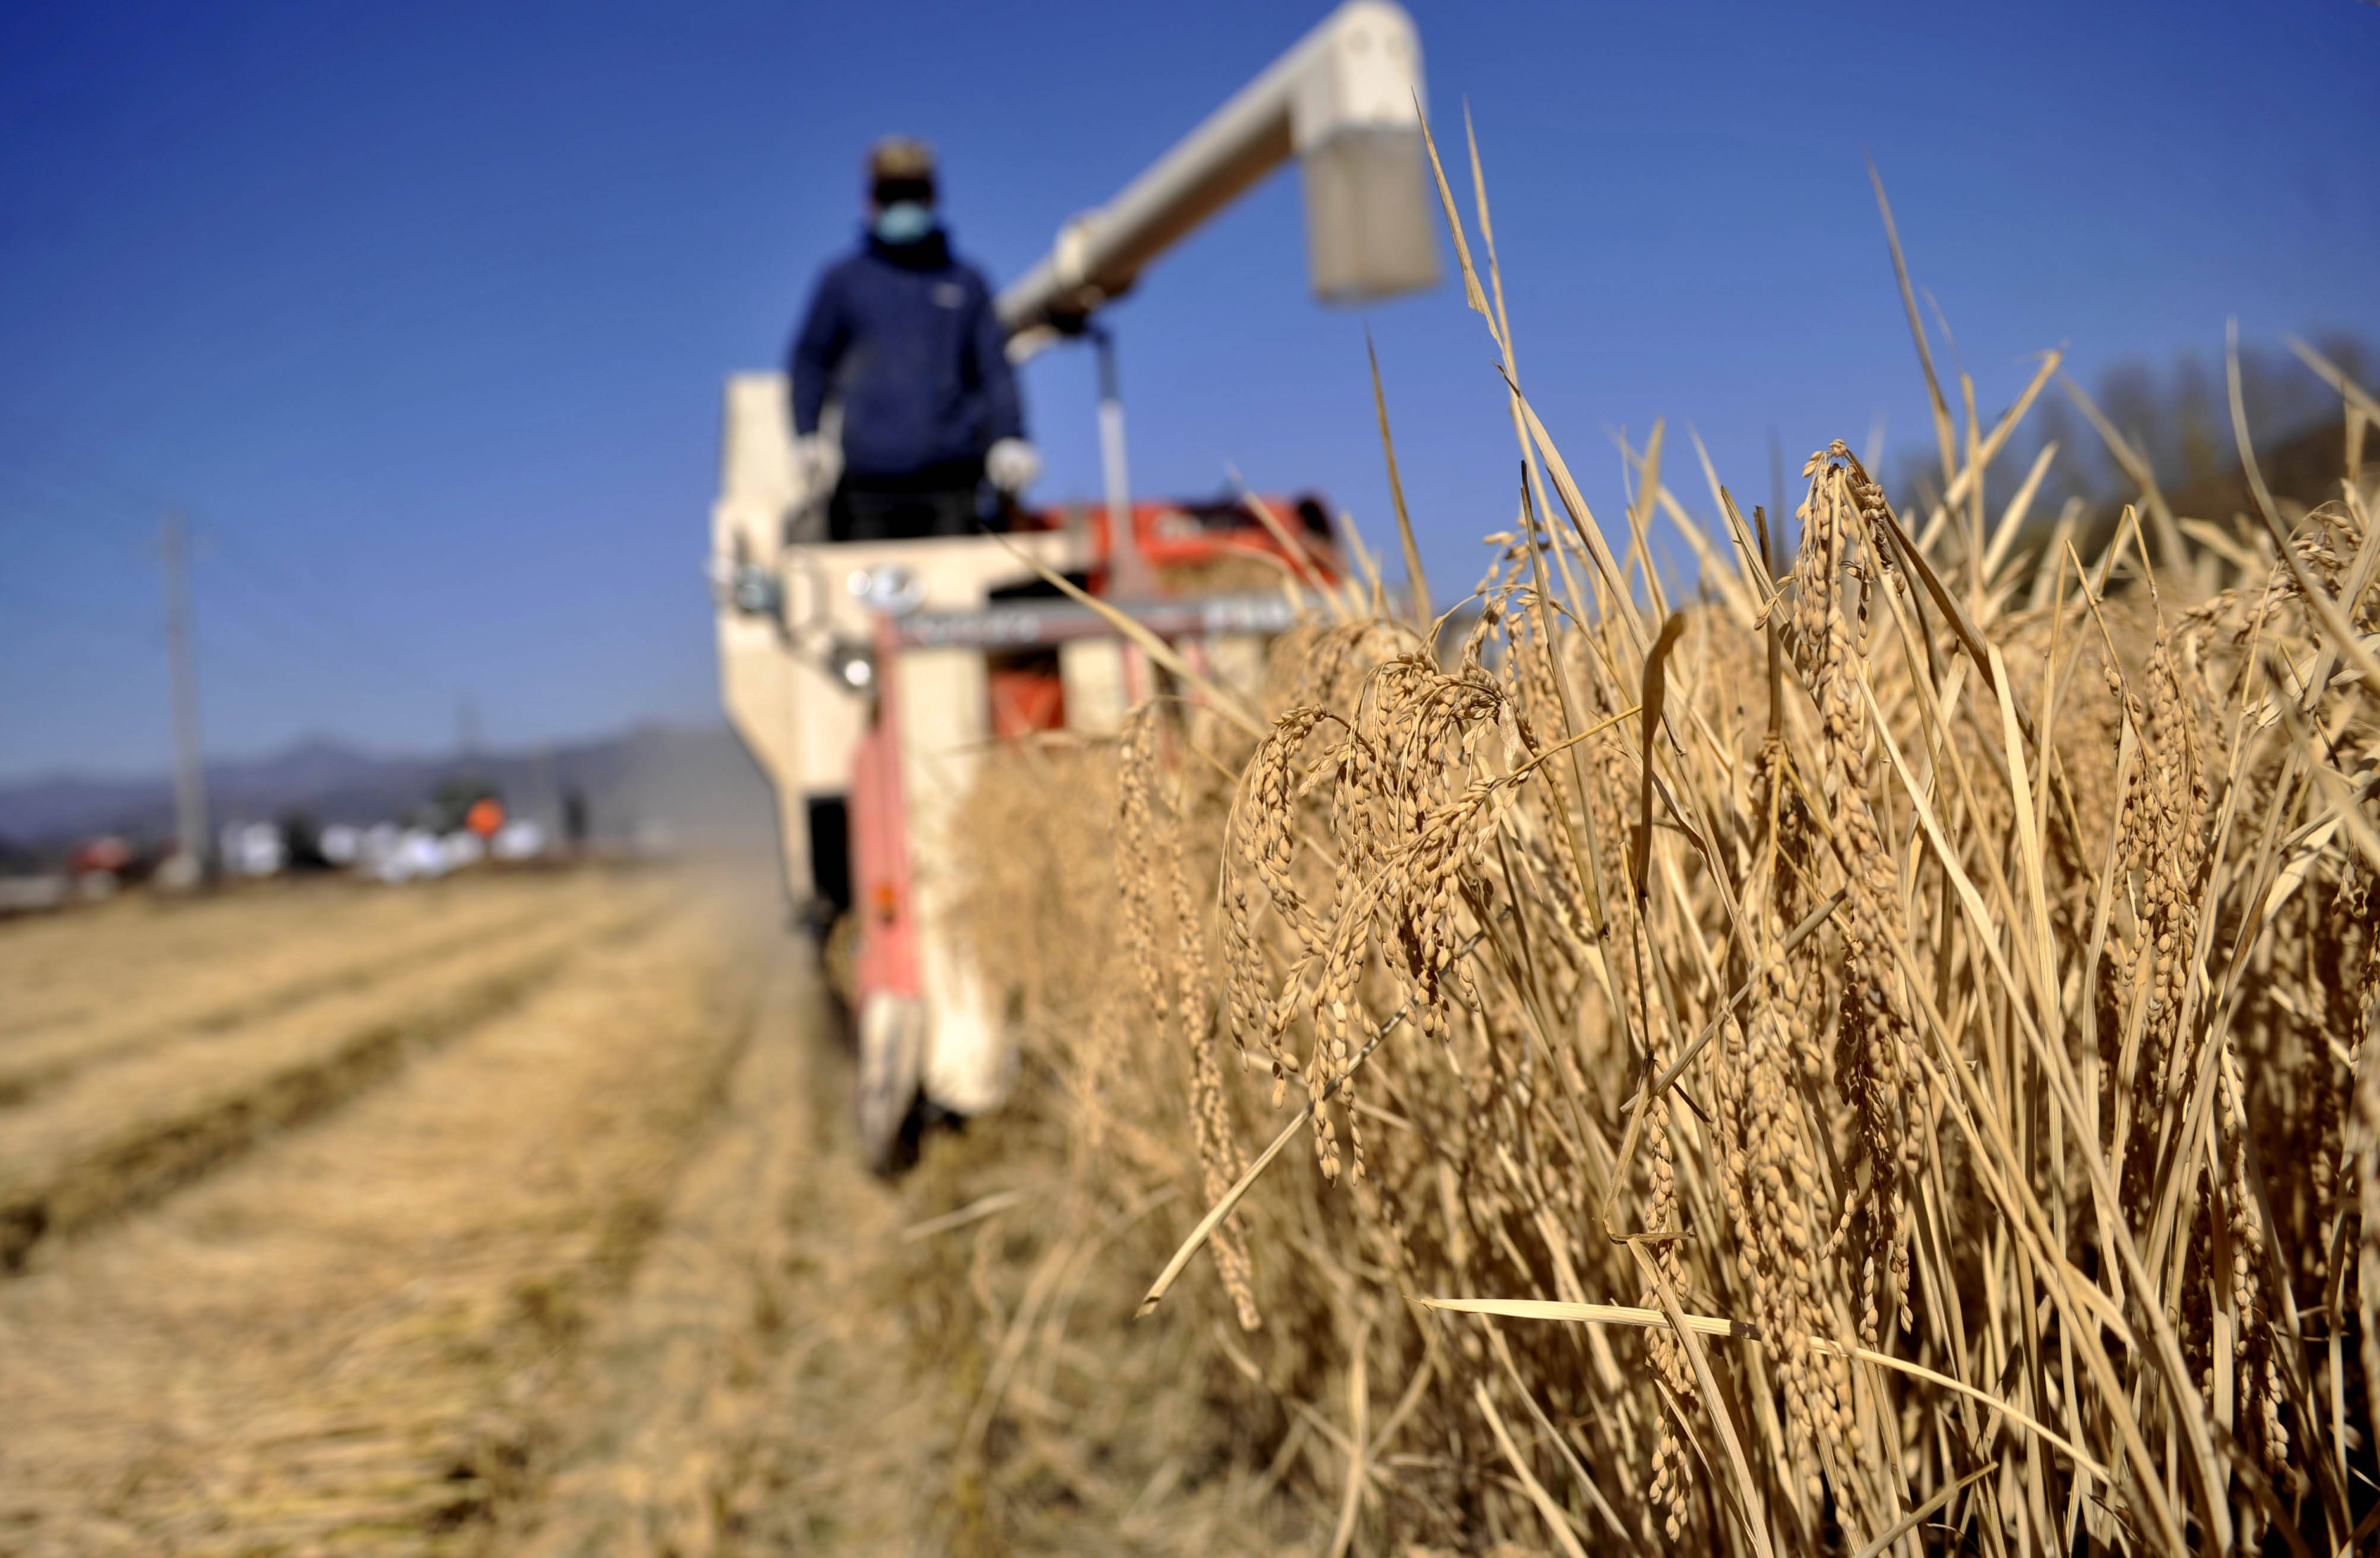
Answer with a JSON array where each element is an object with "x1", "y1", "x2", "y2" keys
[{"x1": 855, "y1": 991, "x2": 924, "y2": 1175}]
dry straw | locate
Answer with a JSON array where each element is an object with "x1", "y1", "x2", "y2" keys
[{"x1": 945, "y1": 118, "x2": 2380, "y2": 1556}]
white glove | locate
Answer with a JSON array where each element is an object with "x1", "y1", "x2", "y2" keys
[
  {"x1": 793, "y1": 433, "x2": 843, "y2": 495},
  {"x1": 985, "y1": 438, "x2": 1041, "y2": 495}
]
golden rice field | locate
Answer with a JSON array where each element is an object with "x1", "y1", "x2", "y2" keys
[
  {"x1": 939, "y1": 154, "x2": 2380, "y2": 1555},
  {"x1": 11, "y1": 155, "x2": 2380, "y2": 1558}
]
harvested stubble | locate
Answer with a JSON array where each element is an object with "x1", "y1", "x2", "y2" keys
[
  {"x1": 0, "y1": 871, "x2": 599, "y2": 1107},
  {"x1": 0, "y1": 872, "x2": 568, "y2": 1047},
  {"x1": 945, "y1": 149, "x2": 2380, "y2": 1556},
  {"x1": 0, "y1": 879, "x2": 669, "y2": 1269},
  {"x1": 0, "y1": 872, "x2": 762, "y2": 1554}
]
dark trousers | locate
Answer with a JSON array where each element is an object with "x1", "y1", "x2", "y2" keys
[{"x1": 828, "y1": 459, "x2": 998, "y2": 542}]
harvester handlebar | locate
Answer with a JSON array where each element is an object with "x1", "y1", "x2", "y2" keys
[{"x1": 883, "y1": 591, "x2": 1300, "y2": 651}]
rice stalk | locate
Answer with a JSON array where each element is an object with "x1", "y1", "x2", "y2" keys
[{"x1": 941, "y1": 148, "x2": 2380, "y2": 1557}]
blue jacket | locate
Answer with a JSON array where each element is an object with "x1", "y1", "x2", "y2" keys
[{"x1": 788, "y1": 229, "x2": 1024, "y2": 480}]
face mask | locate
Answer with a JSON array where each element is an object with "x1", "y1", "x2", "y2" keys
[{"x1": 873, "y1": 201, "x2": 935, "y2": 245}]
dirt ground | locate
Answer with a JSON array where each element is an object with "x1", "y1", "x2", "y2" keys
[{"x1": 0, "y1": 863, "x2": 1309, "y2": 1556}]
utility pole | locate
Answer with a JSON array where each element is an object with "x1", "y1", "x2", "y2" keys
[{"x1": 160, "y1": 511, "x2": 211, "y2": 880}]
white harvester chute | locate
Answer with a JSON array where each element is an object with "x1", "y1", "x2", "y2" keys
[{"x1": 999, "y1": 0, "x2": 1438, "y2": 352}]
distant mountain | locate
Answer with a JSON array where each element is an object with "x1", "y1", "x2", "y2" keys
[{"x1": 0, "y1": 722, "x2": 778, "y2": 857}]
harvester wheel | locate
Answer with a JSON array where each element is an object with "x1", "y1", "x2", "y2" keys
[
  {"x1": 819, "y1": 911, "x2": 860, "y2": 1008},
  {"x1": 854, "y1": 991, "x2": 923, "y2": 1174}
]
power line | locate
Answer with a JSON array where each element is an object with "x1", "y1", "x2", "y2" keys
[
  {"x1": 0, "y1": 408, "x2": 181, "y2": 542},
  {"x1": 0, "y1": 592, "x2": 157, "y2": 649},
  {"x1": 0, "y1": 462, "x2": 162, "y2": 552},
  {"x1": 202, "y1": 527, "x2": 460, "y2": 700},
  {"x1": 0, "y1": 411, "x2": 522, "y2": 799},
  {"x1": 0, "y1": 417, "x2": 463, "y2": 707}
]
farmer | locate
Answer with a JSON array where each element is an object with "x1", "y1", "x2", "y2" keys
[{"x1": 788, "y1": 137, "x2": 1040, "y2": 541}]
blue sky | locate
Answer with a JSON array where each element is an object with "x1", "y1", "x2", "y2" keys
[{"x1": 2, "y1": 0, "x2": 2375, "y2": 781}]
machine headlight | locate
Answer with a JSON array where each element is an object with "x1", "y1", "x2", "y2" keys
[
  {"x1": 831, "y1": 642, "x2": 876, "y2": 691},
  {"x1": 728, "y1": 562, "x2": 781, "y2": 619},
  {"x1": 847, "y1": 563, "x2": 925, "y2": 617}
]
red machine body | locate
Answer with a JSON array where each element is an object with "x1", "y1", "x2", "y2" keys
[
  {"x1": 1012, "y1": 492, "x2": 1341, "y2": 588},
  {"x1": 843, "y1": 487, "x2": 1334, "y2": 983},
  {"x1": 818, "y1": 489, "x2": 1337, "y2": 1165},
  {"x1": 849, "y1": 612, "x2": 922, "y2": 1004}
]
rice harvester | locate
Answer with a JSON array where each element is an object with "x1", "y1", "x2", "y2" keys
[{"x1": 711, "y1": 1, "x2": 1439, "y2": 1166}]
